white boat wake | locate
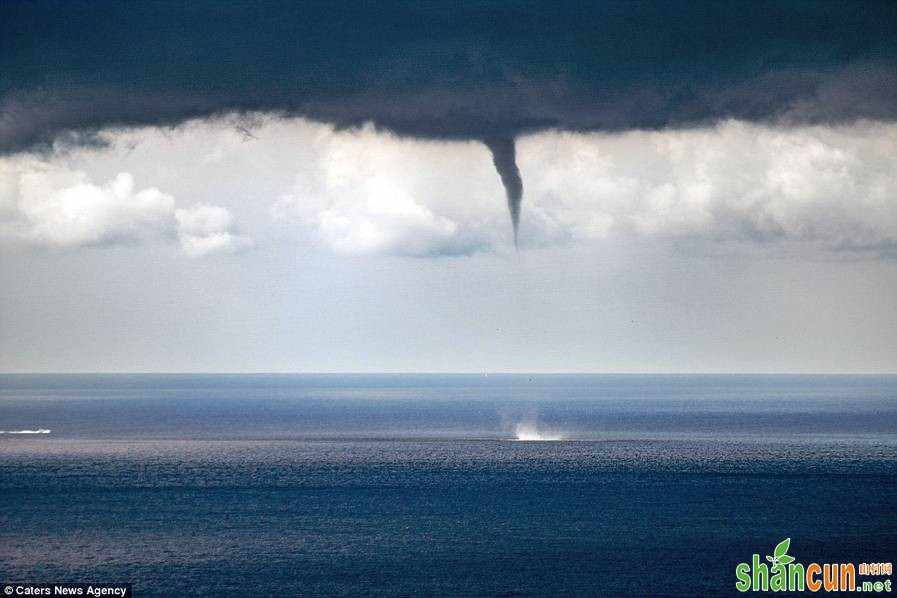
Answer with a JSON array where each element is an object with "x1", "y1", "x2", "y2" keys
[{"x1": 0, "y1": 429, "x2": 51, "y2": 434}]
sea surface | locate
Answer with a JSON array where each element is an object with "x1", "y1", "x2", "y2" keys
[{"x1": 1, "y1": 374, "x2": 895, "y2": 596}]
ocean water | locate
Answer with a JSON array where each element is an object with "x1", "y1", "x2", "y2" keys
[{"x1": 0, "y1": 374, "x2": 895, "y2": 596}]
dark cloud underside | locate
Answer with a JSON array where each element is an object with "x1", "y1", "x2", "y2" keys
[{"x1": 1, "y1": 0, "x2": 896, "y2": 154}]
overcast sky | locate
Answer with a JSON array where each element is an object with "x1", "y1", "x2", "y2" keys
[{"x1": 1, "y1": 2, "x2": 895, "y2": 373}]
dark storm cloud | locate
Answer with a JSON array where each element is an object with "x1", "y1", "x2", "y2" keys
[{"x1": 2, "y1": 0, "x2": 896, "y2": 155}]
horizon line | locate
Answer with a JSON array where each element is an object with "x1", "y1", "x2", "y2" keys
[{"x1": 1, "y1": 371, "x2": 895, "y2": 377}]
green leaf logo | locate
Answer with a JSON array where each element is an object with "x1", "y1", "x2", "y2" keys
[
  {"x1": 775, "y1": 538, "x2": 791, "y2": 558},
  {"x1": 767, "y1": 538, "x2": 792, "y2": 569}
]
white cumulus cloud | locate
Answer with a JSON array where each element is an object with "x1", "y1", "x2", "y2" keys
[
  {"x1": 8, "y1": 168, "x2": 174, "y2": 247},
  {"x1": 272, "y1": 124, "x2": 509, "y2": 257},
  {"x1": 175, "y1": 203, "x2": 253, "y2": 257},
  {"x1": 519, "y1": 121, "x2": 897, "y2": 255},
  {"x1": 0, "y1": 158, "x2": 251, "y2": 256}
]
